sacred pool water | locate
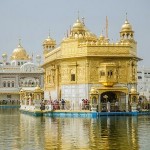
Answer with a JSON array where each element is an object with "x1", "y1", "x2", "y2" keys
[{"x1": 0, "y1": 108, "x2": 150, "y2": 150}]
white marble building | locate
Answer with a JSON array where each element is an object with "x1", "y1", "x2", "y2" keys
[
  {"x1": 0, "y1": 41, "x2": 44, "y2": 104},
  {"x1": 137, "y1": 66, "x2": 150, "y2": 100}
]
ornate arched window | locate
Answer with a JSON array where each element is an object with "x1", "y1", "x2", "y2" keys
[
  {"x1": 29, "y1": 80, "x2": 32, "y2": 86},
  {"x1": 70, "y1": 69, "x2": 76, "y2": 81},
  {"x1": 100, "y1": 70, "x2": 105, "y2": 77},
  {"x1": 108, "y1": 70, "x2": 113, "y2": 77},
  {"x1": 21, "y1": 81, "x2": 23, "y2": 86},
  {"x1": 8, "y1": 81, "x2": 10, "y2": 87},
  {"x1": 32, "y1": 82, "x2": 35, "y2": 87},
  {"x1": 25, "y1": 81, "x2": 27, "y2": 87},
  {"x1": 3, "y1": 81, "x2": 6, "y2": 87},
  {"x1": 12, "y1": 81, "x2": 15, "y2": 87}
]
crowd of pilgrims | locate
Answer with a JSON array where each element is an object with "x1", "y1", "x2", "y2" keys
[{"x1": 40, "y1": 99, "x2": 90, "y2": 110}]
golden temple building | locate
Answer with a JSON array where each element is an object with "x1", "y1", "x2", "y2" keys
[{"x1": 42, "y1": 16, "x2": 141, "y2": 111}]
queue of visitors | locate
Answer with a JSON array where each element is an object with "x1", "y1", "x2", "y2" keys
[
  {"x1": 2, "y1": 97, "x2": 149, "y2": 112},
  {"x1": 81, "y1": 99, "x2": 90, "y2": 110},
  {"x1": 40, "y1": 99, "x2": 90, "y2": 111}
]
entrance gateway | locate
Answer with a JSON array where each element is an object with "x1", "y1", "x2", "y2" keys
[{"x1": 90, "y1": 86, "x2": 129, "y2": 112}]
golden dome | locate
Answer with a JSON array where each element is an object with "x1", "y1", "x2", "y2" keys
[
  {"x1": 34, "y1": 85, "x2": 43, "y2": 93},
  {"x1": 90, "y1": 87, "x2": 98, "y2": 94},
  {"x1": 121, "y1": 20, "x2": 133, "y2": 32},
  {"x1": 72, "y1": 19, "x2": 85, "y2": 32},
  {"x1": 11, "y1": 43, "x2": 30, "y2": 60},
  {"x1": 72, "y1": 19, "x2": 85, "y2": 33},
  {"x1": 99, "y1": 34, "x2": 105, "y2": 41},
  {"x1": 130, "y1": 87, "x2": 137, "y2": 93},
  {"x1": 35, "y1": 85, "x2": 41, "y2": 90},
  {"x1": 43, "y1": 35, "x2": 56, "y2": 45},
  {"x1": 67, "y1": 18, "x2": 97, "y2": 42},
  {"x1": 20, "y1": 88, "x2": 24, "y2": 92}
]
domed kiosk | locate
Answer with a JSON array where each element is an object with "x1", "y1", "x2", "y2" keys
[
  {"x1": 10, "y1": 40, "x2": 31, "y2": 66},
  {"x1": 129, "y1": 87, "x2": 139, "y2": 112},
  {"x1": 11, "y1": 43, "x2": 30, "y2": 60}
]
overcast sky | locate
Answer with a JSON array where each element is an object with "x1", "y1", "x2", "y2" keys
[{"x1": 0, "y1": 0, "x2": 149, "y2": 66}]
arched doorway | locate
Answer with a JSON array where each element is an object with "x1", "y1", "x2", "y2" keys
[
  {"x1": 101, "y1": 92, "x2": 117, "y2": 103},
  {"x1": 101, "y1": 92, "x2": 117, "y2": 112}
]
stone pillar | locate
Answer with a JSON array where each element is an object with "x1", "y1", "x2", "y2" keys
[
  {"x1": 29, "y1": 96, "x2": 31, "y2": 106},
  {"x1": 126, "y1": 95, "x2": 129, "y2": 112},
  {"x1": 56, "y1": 66, "x2": 59, "y2": 100},
  {"x1": 98, "y1": 94, "x2": 101, "y2": 112},
  {"x1": 25, "y1": 96, "x2": 27, "y2": 105}
]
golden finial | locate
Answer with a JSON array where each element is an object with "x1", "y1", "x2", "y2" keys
[
  {"x1": 69, "y1": 25, "x2": 72, "y2": 34},
  {"x1": 66, "y1": 30, "x2": 68, "y2": 37},
  {"x1": 77, "y1": 10, "x2": 80, "y2": 19},
  {"x1": 126, "y1": 12, "x2": 128, "y2": 21},
  {"x1": 64, "y1": 33, "x2": 66, "y2": 38},
  {"x1": 18, "y1": 38, "x2": 21, "y2": 46},
  {"x1": 31, "y1": 52, "x2": 33, "y2": 62},
  {"x1": 106, "y1": 16, "x2": 108, "y2": 39},
  {"x1": 48, "y1": 29, "x2": 50, "y2": 38}
]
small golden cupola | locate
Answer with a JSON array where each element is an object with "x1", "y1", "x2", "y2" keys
[
  {"x1": 70, "y1": 18, "x2": 85, "y2": 39},
  {"x1": 130, "y1": 86, "x2": 137, "y2": 94},
  {"x1": 69, "y1": 17, "x2": 97, "y2": 42},
  {"x1": 99, "y1": 33, "x2": 105, "y2": 43},
  {"x1": 11, "y1": 40, "x2": 30, "y2": 60},
  {"x1": 43, "y1": 34, "x2": 56, "y2": 55},
  {"x1": 120, "y1": 16, "x2": 134, "y2": 41},
  {"x1": 2, "y1": 53, "x2": 8, "y2": 64}
]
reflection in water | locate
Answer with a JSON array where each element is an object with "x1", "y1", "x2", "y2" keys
[
  {"x1": 44, "y1": 117, "x2": 92, "y2": 149},
  {"x1": 90, "y1": 116, "x2": 139, "y2": 150},
  {"x1": 0, "y1": 109, "x2": 150, "y2": 150}
]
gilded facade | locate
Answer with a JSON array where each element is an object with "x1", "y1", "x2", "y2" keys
[{"x1": 42, "y1": 17, "x2": 141, "y2": 111}]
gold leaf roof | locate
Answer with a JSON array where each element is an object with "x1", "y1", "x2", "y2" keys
[
  {"x1": 66, "y1": 18, "x2": 97, "y2": 41},
  {"x1": 11, "y1": 43, "x2": 30, "y2": 60},
  {"x1": 121, "y1": 19, "x2": 133, "y2": 32},
  {"x1": 72, "y1": 19, "x2": 85, "y2": 31},
  {"x1": 43, "y1": 35, "x2": 56, "y2": 45}
]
